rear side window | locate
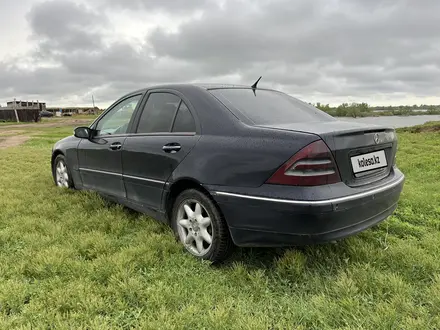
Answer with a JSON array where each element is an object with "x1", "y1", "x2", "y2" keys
[
  {"x1": 137, "y1": 93, "x2": 180, "y2": 133},
  {"x1": 172, "y1": 102, "x2": 196, "y2": 133},
  {"x1": 210, "y1": 88, "x2": 334, "y2": 125}
]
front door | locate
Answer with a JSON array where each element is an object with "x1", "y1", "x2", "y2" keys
[
  {"x1": 78, "y1": 94, "x2": 142, "y2": 198},
  {"x1": 122, "y1": 91, "x2": 199, "y2": 210}
]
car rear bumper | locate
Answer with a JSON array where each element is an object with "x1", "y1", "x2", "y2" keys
[{"x1": 210, "y1": 169, "x2": 405, "y2": 247}]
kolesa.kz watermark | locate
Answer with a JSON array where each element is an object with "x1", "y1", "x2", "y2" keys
[{"x1": 358, "y1": 155, "x2": 381, "y2": 168}]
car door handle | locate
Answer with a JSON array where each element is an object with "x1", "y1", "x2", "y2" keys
[
  {"x1": 163, "y1": 143, "x2": 181, "y2": 153},
  {"x1": 109, "y1": 142, "x2": 122, "y2": 151}
]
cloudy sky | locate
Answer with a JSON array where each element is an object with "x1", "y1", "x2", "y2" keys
[{"x1": 1, "y1": 0, "x2": 440, "y2": 108}]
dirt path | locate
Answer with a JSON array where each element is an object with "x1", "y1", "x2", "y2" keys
[
  {"x1": 0, "y1": 118, "x2": 92, "y2": 130},
  {"x1": 0, "y1": 130, "x2": 26, "y2": 136},
  {"x1": 0, "y1": 135, "x2": 31, "y2": 149},
  {"x1": 0, "y1": 118, "x2": 94, "y2": 149}
]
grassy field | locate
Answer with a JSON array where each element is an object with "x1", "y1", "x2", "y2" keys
[
  {"x1": 0, "y1": 122, "x2": 439, "y2": 329},
  {"x1": 0, "y1": 121, "x2": 30, "y2": 126},
  {"x1": 0, "y1": 114, "x2": 99, "y2": 126}
]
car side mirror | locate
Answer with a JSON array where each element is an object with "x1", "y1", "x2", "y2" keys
[{"x1": 74, "y1": 127, "x2": 92, "y2": 139}]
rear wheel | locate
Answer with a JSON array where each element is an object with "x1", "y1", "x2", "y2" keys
[
  {"x1": 52, "y1": 154, "x2": 74, "y2": 189},
  {"x1": 171, "y1": 189, "x2": 233, "y2": 263}
]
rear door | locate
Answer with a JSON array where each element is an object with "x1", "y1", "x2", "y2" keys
[
  {"x1": 78, "y1": 94, "x2": 142, "y2": 197},
  {"x1": 122, "y1": 91, "x2": 200, "y2": 211}
]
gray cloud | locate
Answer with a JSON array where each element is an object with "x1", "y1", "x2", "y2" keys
[
  {"x1": 28, "y1": 1, "x2": 106, "y2": 54},
  {"x1": 101, "y1": 0, "x2": 211, "y2": 12},
  {"x1": 148, "y1": 0, "x2": 440, "y2": 97},
  {"x1": 1, "y1": 0, "x2": 440, "y2": 107}
]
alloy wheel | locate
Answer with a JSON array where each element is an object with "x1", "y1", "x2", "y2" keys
[
  {"x1": 176, "y1": 199, "x2": 213, "y2": 257},
  {"x1": 55, "y1": 160, "x2": 69, "y2": 188}
]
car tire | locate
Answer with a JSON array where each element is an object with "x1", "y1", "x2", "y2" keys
[
  {"x1": 52, "y1": 154, "x2": 74, "y2": 189},
  {"x1": 171, "y1": 189, "x2": 234, "y2": 263}
]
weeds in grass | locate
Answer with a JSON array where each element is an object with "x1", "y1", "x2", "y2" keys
[{"x1": 0, "y1": 123, "x2": 439, "y2": 329}]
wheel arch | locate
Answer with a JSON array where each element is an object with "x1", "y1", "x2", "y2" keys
[
  {"x1": 51, "y1": 149, "x2": 64, "y2": 171},
  {"x1": 164, "y1": 178, "x2": 220, "y2": 224}
]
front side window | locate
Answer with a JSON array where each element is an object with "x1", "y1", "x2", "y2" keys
[
  {"x1": 137, "y1": 93, "x2": 181, "y2": 133},
  {"x1": 95, "y1": 95, "x2": 141, "y2": 136}
]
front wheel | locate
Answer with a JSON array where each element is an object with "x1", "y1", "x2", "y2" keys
[
  {"x1": 171, "y1": 189, "x2": 234, "y2": 263},
  {"x1": 52, "y1": 154, "x2": 74, "y2": 189}
]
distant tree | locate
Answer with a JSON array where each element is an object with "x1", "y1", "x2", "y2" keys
[
  {"x1": 336, "y1": 103, "x2": 348, "y2": 117},
  {"x1": 347, "y1": 103, "x2": 361, "y2": 118},
  {"x1": 358, "y1": 102, "x2": 369, "y2": 113},
  {"x1": 306, "y1": 101, "x2": 440, "y2": 117}
]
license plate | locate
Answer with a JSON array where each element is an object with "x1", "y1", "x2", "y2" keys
[{"x1": 351, "y1": 150, "x2": 387, "y2": 174}]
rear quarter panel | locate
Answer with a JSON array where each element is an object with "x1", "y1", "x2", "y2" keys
[{"x1": 170, "y1": 126, "x2": 320, "y2": 187}]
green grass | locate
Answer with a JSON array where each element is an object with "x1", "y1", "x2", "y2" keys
[
  {"x1": 38, "y1": 115, "x2": 98, "y2": 123},
  {"x1": 0, "y1": 124, "x2": 439, "y2": 329},
  {"x1": 70, "y1": 114, "x2": 100, "y2": 120},
  {"x1": 0, "y1": 121, "x2": 29, "y2": 126},
  {"x1": 397, "y1": 121, "x2": 440, "y2": 133},
  {"x1": 0, "y1": 115, "x2": 97, "y2": 126}
]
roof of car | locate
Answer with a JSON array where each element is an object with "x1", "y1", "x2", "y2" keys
[
  {"x1": 192, "y1": 83, "x2": 251, "y2": 90},
  {"x1": 124, "y1": 83, "x2": 280, "y2": 100},
  {"x1": 130, "y1": 83, "x2": 263, "y2": 93}
]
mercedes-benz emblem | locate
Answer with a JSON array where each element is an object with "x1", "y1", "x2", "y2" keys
[{"x1": 374, "y1": 133, "x2": 380, "y2": 144}]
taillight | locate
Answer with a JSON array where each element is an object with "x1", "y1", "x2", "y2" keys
[{"x1": 266, "y1": 140, "x2": 341, "y2": 186}]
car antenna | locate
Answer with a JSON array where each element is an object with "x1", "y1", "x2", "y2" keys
[{"x1": 251, "y1": 76, "x2": 262, "y2": 96}]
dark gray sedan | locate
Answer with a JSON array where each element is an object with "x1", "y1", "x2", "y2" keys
[{"x1": 51, "y1": 84, "x2": 405, "y2": 262}]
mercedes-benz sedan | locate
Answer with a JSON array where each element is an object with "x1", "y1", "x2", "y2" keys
[{"x1": 51, "y1": 84, "x2": 405, "y2": 262}]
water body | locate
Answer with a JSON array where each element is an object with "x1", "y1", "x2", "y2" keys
[{"x1": 335, "y1": 115, "x2": 440, "y2": 128}]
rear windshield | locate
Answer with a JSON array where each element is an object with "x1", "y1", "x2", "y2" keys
[{"x1": 210, "y1": 88, "x2": 334, "y2": 125}]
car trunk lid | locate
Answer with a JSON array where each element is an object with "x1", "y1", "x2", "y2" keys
[{"x1": 257, "y1": 120, "x2": 398, "y2": 187}]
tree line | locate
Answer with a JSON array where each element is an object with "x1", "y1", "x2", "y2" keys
[{"x1": 312, "y1": 102, "x2": 440, "y2": 117}]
